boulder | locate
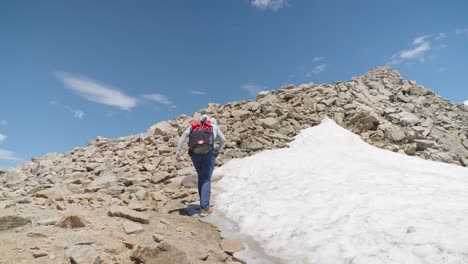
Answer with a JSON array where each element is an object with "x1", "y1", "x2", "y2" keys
[
  {"x1": 260, "y1": 118, "x2": 279, "y2": 129},
  {"x1": 388, "y1": 112, "x2": 422, "y2": 126},
  {"x1": 149, "y1": 121, "x2": 175, "y2": 136},
  {"x1": 381, "y1": 125, "x2": 407, "y2": 142},
  {"x1": 56, "y1": 213, "x2": 87, "y2": 228}
]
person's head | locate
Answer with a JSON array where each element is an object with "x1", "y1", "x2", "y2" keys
[{"x1": 200, "y1": 114, "x2": 210, "y2": 123}]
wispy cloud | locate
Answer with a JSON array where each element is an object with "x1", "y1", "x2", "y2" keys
[
  {"x1": 65, "y1": 106, "x2": 84, "y2": 119},
  {"x1": 312, "y1": 56, "x2": 324, "y2": 63},
  {"x1": 456, "y1": 28, "x2": 468, "y2": 37},
  {"x1": 189, "y1": 90, "x2": 207, "y2": 96},
  {"x1": 242, "y1": 83, "x2": 264, "y2": 96},
  {"x1": 0, "y1": 120, "x2": 7, "y2": 126},
  {"x1": 142, "y1": 94, "x2": 176, "y2": 108},
  {"x1": 251, "y1": 0, "x2": 288, "y2": 11},
  {"x1": 0, "y1": 134, "x2": 6, "y2": 143},
  {"x1": 464, "y1": 100, "x2": 468, "y2": 106},
  {"x1": 435, "y1": 32, "x2": 447, "y2": 40},
  {"x1": 389, "y1": 35, "x2": 432, "y2": 64},
  {"x1": 56, "y1": 72, "x2": 138, "y2": 111},
  {"x1": 0, "y1": 149, "x2": 19, "y2": 161},
  {"x1": 306, "y1": 64, "x2": 328, "y2": 76}
]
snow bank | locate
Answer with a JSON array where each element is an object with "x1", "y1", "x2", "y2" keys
[{"x1": 213, "y1": 118, "x2": 468, "y2": 264}]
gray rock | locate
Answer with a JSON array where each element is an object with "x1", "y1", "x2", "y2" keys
[
  {"x1": 437, "y1": 135, "x2": 468, "y2": 157},
  {"x1": 256, "y1": 91, "x2": 270, "y2": 100},
  {"x1": 413, "y1": 139, "x2": 435, "y2": 151},
  {"x1": 150, "y1": 121, "x2": 175, "y2": 136},
  {"x1": 108, "y1": 206, "x2": 150, "y2": 224},
  {"x1": 2, "y1": 170, "x2": 27, "y2": 187},
  {"x1": 123, "y1": 221, "x2": 144, "y2": 234},
  {"x1": 131, "y1": 242, "x2": 189, "y2": 264},
  {"x1": 381, "y1": 125, "x2": 407, "y2": 142},
  {"x1": 388, "y1": 112, "x2": 422, "y2": 126},
  {"x1": 260, "y1": 117, "x2": 279, "y2": 129},
  {"x1": 87, "y1": 174, "x2": 117, "y2": 191},
  {"x1": 0, "y1": 215, "x2": 31, "y2": 231},
  {"x1": 68, "y1": 245, "x2": 101, "y2": 264},
  {"x1": 231, "y1": 110, "x2": 250, "y2": 119},
  {"x1": 35, "y1": 186, "x2": 72, "y2": 201}
]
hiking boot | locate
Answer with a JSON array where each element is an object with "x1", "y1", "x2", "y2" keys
[{"x1": 200, "y1": 207, "x2": 213, "y2": 217}]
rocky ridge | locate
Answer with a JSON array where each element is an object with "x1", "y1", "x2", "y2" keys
[{"x1": 0, "y1": 67, "x2": 467, "y2": 263}]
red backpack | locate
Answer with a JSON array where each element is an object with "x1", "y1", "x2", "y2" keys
[{"x1": 188, "y1": 119, "x2": 214, "y2": 155}]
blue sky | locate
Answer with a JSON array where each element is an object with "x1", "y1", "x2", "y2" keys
[{"x1": 1, "y1": 0, "x2": 467, "y2": 168}]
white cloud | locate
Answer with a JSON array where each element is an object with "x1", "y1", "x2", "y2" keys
[
  {"x1": 390, "y1": 35, "x2": 432, "y2": 64},
  {"x1": 65, "y1": 106, "x2": 84, "y2": 119},
  {"x1": 0, "y1": 149, "x2": 19, "y2": 161},
  {"x1": 189, "y1": 90, "x2": 207, "y2": 95},
  {"x1": 435, "y1": 32, "x2": 447, "y2": 40},
  {"x1": 142, "y1": 93, "x2": 175, "y2": 107},
  {"x1": 464, "y1": 100, "x2": 468, "y2": 106},
  {"x1": 306, "y1": 64, "x2": 328, "y2": 76},
  {"x1": 456, "y1": 28, "x2": 468, "y2": 37},
  {"x1": 251, "y1": 0, "x2": 288, "y2": 11},
  {"x1": 242, "y1": 83, "x2": 264, "y2": 96},
  {"x1": 56, "y1": 72, "x2": 138, "y2": 111},
  {"x1": 0, "y1": 134, "x2": 6, "y2": 143},
  {"x1": 312, "y1": 56, "x2": 324, "y2": 63},
  {"x1": 0, "y1": 120, "x2": 7, "y2": 126}
]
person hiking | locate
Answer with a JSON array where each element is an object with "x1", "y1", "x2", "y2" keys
[{"x1": 176, "y1": 114, "x2": 226, "y2": 217}]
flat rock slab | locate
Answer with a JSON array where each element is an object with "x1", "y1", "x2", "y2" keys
[
  {"x1": 108, "y1": 206, "x2": 149, "y2": 224},
  {"x1": 123, "y1": 221, "x2": 144, "y2": 234},
  {"x1": 0, "y1": 215, "x2": 31, "y2": 231},
  {"x1": 35, "y1": 187, "x2": 72, "y2": 201},
  {"x1": 131, "y1": 242, "x2": 189, "y2": 264},
  {"x1": 68, "y1": 245, "x2": 101, "y2": 264},
  {"x1": 221, "y1": 239, "x2": 245, "y2": 255}
]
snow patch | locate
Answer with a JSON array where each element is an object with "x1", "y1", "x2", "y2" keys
[{"x1": 213, "y1": 117, "x2": 468, "y2": 264}]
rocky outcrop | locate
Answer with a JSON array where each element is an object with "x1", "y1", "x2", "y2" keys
[{"x1": 0, "y1": 66, "x2": 466, "y2": 263}]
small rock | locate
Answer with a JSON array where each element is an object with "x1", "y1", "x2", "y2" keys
[
  {"x1": 68, "y1": 245, "x2": 101, "y2": 264},
  {"x1": 32, "y1": 252, "x2": 48, "y2": 258},
  {"x1": 152, "y1": 233, "x2": 164, "y2": 243},
  {"x1": 123, "y1": 221, "x2": 144, "y2": 234},
  {"x1": 221, "y1": 239, "x2": 245, "y2": 255},
  {"x1": 131, "y1": 242, "x2": 189, "y2": 264},
  {"x1": 37, "y1": 218, "x2": 58, "y2": 226},
  {"x1": 406, "y1": 226, "x2": 416, "y2": 234}
]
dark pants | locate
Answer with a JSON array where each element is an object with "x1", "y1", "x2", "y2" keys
[{"x1": 190, "y1": 153, "x2": 215, "y2": 210}]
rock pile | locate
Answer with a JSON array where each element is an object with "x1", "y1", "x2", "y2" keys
[{"x1": 0, "y1": 67, "x2": 467, "y2": 263}]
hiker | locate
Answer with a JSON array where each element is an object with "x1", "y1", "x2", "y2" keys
[{"x1": 176, "y1": 115, "x2": 226, "y2": 216}]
